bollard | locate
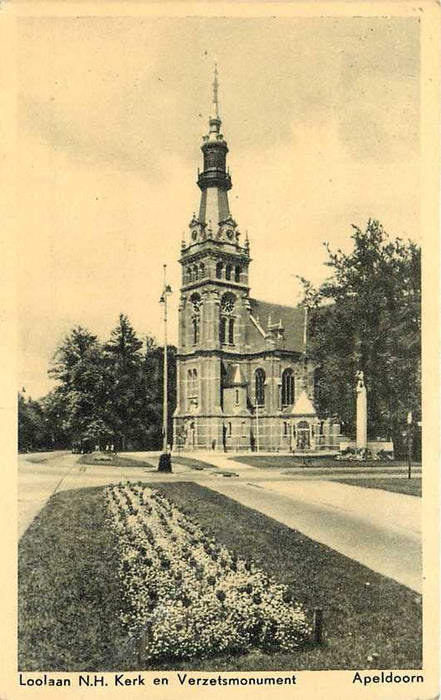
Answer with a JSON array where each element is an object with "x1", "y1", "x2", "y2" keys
[
  {"x1": 138, "y1": 629, "x2": 147, "y2": 667},
  {"x1": 313, "y1": 607, "x2": 323, "y2": 645}
]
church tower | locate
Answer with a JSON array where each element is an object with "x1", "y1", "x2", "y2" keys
[
  {"x1": 173, "y1": 67, "x2": 337, "y2": 453},
  {"x1": 174, "y1": 65, "x2": 252, "y2": 450}
]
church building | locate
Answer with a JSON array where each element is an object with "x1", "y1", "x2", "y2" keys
[{"x1": 173, "y1": 68, "x2": 340, "y2": 452}]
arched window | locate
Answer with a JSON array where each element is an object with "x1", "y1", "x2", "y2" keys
[
  {"x1": 225, "y1": 264, "x2": 232, "y2": 281},
  {"x1": 235, "y1": 266, "x2": 241, "y2": 283},
  {"x1": 220, "y1": 317, "x2": 227, "y2": 344},
  {"x1": 186, "y1": 267, "x2": 192, "y2": 283},
  {"x1": 193, "y1": 265, "x2": 199, "y2": 281},
  {"x1": 192, "y1": 317, "x2": 200, "y2": 345},
  {"x1": 228, "y1": 317, "x2": 235, "y2": 344},
  {"x1": 187, "y1": 368, "x2": 198, "y2": 402},
  {"x1": 216, "y1": 262, "x2": 223, "y2": 279},
  {"x1": 255, "y1": 368, "x2": 266, "y2": 407},
  {"x1": 200, "y1": 262, "x2": 205, "y2": 278},
  {"x1": 190, "y1": 292, "x2": 201, "y2": 313},
  {"x1": 282, "y1": 368, "x2": 295, "y2": 406}
]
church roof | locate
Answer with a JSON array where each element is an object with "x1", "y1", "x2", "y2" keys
[
  {"x1": 290, "y1": 390, "x2": 317, "y2": 417},
  {"x1": 223, "y1": 362, "x2": 247, "y2": 386},
  {"x1": 247, "y1": 299, "x2": 306, "y2": 353}
]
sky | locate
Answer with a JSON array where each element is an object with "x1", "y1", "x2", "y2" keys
[{"x1": 16, "y1": 15, "x2": 420, "y2": 399}]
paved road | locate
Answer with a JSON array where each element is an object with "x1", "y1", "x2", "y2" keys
[
  {"x1": 194, "y1": 477, "x2": 421, "y2": 592},
  {"x1": 18, "y1": 451, "x2": 422, "y2": 593}
]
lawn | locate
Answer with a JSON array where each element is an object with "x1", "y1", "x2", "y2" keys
[
  {"x1": 18, "y1": 487, "x2": 130, "y2": 671},
  {"x1": 78, "y1": 453, "x2": 156, "y2": 469},
  {"x1": 333, "y1": 478, "x2": 422, "y2": 497},
  {"x1": 172, "y1": 455, "x2": 218, "y2": 470},
  {"x1": 23, "y1": 451, "x2": 69, "y2": 464},
  {"x1": 231, "y1": 455, "x2": 418, "y2": 470},
  {"x1": 19, "y1": 482, "x2": 422, "y2": 672}
]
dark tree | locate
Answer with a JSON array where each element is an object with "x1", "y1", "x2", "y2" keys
[
  {"x1": 27, "y1": 318, "x2": 178, "y2": 453},
  {"x1": 18, "y1": 393, "x2": 45, "y2": 451},
  {"x1": 49, "y1": 326, "x2": 112, "y2": 450},
  {"x1": 299, "y1": 220, "x2": 421, "y2": 455},
  {"x1": 104, "y1": 314, "x2": 145, "y2": 451}
]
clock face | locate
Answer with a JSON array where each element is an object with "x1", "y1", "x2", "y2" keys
[
  {"x1": 221, "y1": 293, "x2": 235, "y2": 313},
  {"x1": 191, "y1": 229, "x2": 198, "y2": 240},
  {"x1": 226, "y1": 229, "x2": 234, "y2": 240}
]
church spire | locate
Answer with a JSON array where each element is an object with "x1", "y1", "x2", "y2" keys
[
  {"x1": 196, "y1": 63, "x2": 232, "y2": 225},
  {"x1": 208, "y1": 61, "x2": 222, "y2": 139},
  {"x1": 212, "y1": 61, "x2": 219, "y2": 119}
]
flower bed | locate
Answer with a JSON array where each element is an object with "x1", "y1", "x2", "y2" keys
[{"x1": 105, "y1": 482, "x2": 311, "y2": 662}]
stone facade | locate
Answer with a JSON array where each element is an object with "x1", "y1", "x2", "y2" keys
[{"x1": 173, "y1": 68, "x2": 340, "y2": 452}]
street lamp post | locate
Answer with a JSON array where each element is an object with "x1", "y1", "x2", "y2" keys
[
  {"x1": 407, "y1": 411, "x2": 413, "y2": 479},
  {"x1": 159, "y1": 265, "x2": 172, "y2": 456},
  {"x1": 255, "y1": 397, "x2": 260, "y2": 453}
]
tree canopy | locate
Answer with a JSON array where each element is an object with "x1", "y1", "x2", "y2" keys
[
  {"x1": 19, "y1": 316, "x2": 176, "y2": 452},
  {"x1": 299, "y1": 220, "x2": 421, "y2": 453}
]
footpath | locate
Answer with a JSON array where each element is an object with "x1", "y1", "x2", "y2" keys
[{"x1": 18, "y1": 451, "x2": 422, "y2": 592}]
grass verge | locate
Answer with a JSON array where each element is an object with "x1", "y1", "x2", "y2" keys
[
  {"x1": 172, "y1": 455, "x2": 217, "y2": 470},
  {"x1": 19, "y1": 487, "x2": 130, "y2": 672},
  {"x1": 332, "y1": 478, "x2": 422, "y2": 497},
  {"x1": 78, "y1": 453, "x2": 155, "y2": 468},
  {"x1": 158, "y1": 483, "x2": 422, "y2": 671},
  {"x1": 19, "y1": 482, "x2": 421, "y2": 671},
  {"x1": 23, "y1": 451, "x2": 69, "y2": 464},
  {"x1": 231, "y1": 455, "x2": 419, "y2": 470}
]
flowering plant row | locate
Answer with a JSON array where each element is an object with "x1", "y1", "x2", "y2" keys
[{"x1": 105, "y1": 481, "x2": 311, "y2": 661}]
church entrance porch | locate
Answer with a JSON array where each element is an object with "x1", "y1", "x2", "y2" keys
[{"x1": 295, "y1": 420, "x2": 311, "y2": 450}]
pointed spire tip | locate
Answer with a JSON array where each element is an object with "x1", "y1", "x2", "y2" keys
[{"x1": 212, "y1": 61, "x2": 219, "y2": 119}]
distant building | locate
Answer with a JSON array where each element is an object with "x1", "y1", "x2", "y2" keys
[{"x1": 173, "y1": 68, "x2": 340, "y2": 452}]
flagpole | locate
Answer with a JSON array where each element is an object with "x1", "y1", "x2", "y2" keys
[{"x1": 162, "y1": 264, "x2": 168, "y2": 454}]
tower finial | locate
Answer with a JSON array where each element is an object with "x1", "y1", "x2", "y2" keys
[
  {"x1": 212, "y1": 61, "x2": 219, "y2": 119},
  {"x1": 213, "y1": 61, "x2": 219, "y2": 117}
]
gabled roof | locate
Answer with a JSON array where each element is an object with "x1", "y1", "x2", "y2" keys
[
  {"x1": 247, "y1": 298, "x2": 306, "y2": 353},
  {"x1": 290, "y1": 390, "x2": 317, "y2": 417},
  {"x1": 223, "y1": 362, "x2": 247, "y2": 386}
]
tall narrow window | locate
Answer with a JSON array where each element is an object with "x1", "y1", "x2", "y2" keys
[
  {"x1": 190, "y1": 293, "x2": 201, "y2": 346},
  {"x1": 220, "y1": 317, "x2": 227, "y2": 344},
  {"x1": 282, "y1": 368, "x2": 295, "y2": 406},
  {"x1": 186, "y1": 267, "x2": 192, "y2": 283},
  {"x1": 235, "y1": 266, "x2": 241, "y2": 283},
  {"x1": 235, "y1": 389, "x2": 239, "y2": 405},
  {"x1": 216, "y1": 262, "x2": 223, "y2": 279},
  {"x1": 187, "y1": 368, "x2": 199, "y2": 411},
  {"x1": 193, "y1": 265, "x2": 199, "y2": 281},
  {"x1": 255, "y1": 368, "x2": 266, "y2": 407},
  {"x1": 228, "y1": 318, "x2": 235, "y2": 344},
  {"x1": 200, "y1": 262, "x2": 205, "y2": 278},
  {"x1": 225, "y1": 264, "x2": 232, "y2": 281},
  {"x1": 192, "y1": 317, "x2": 200, "y2": 345}
]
